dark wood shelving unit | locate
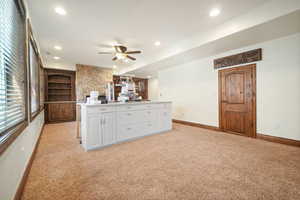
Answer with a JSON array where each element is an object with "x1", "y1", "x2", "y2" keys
[
  {"x1": 46, "y1": 73, "x2": 73, "y2": 101},
  {"x1": 45, "y1": 69, "x2": 76, "y2": 123}
]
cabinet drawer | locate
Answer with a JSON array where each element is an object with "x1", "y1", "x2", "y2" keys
[
  {"x1": 87, "y1": 106, "x2": 115, "y2": 114},
  {"x1": 116, "y1": 104, "x2": 156, "y2": 111},
  {"x1": 138, "y1": 104, "x2": 165, "y2": 110},
  {"x1": 142, "y1": 121, "x2": 158, "y2": 135},
  {"x1": 139, "y1": 104, "x2": 156, "y2": 110},
  {"x1": 156, "y1": 103, "x2": 171, "y2": 109},
  {"x1": 117, "y1": 110, "x2": 144, "y2": 124},
  {"x1": 142, "y1": 110, "x2": 158, "y2": 121},
  {"x1": 118, "y1": 124, "x2": 137, "y2": 141},
  {"x1": 117, "y1": 105, "x2": 140, "y2": 111}
]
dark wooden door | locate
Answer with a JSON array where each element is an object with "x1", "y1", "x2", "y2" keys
[{"x1": 219, "y1": 64, "x2": 256, "y2": 137}]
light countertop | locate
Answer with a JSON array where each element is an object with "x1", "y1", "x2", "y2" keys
[{"x1": 78, "y1": 101, "x2": 172, "y2": 107}]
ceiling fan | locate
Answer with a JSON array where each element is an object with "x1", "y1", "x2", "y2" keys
[{"x1": 98, "y1": 45, "x2": 141, "y2": 61}]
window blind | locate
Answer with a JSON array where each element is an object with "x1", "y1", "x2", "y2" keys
[
  {"x1": 29, "y1": 40, "x2": 39, "y2": 115},
  {"x1": 0, "y1": 0, "x2": 26, "y2": 137}
]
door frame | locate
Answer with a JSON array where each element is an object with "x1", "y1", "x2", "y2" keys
[{"x1": 218, "y1": 64, "x2": 257, "y2": 138}]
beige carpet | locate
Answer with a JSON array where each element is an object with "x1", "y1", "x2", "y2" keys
[{"x1": 21, "y1": 122, "x2": 300, "y2": 200}]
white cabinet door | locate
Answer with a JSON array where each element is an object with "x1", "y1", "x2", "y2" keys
[
  {"x1": 87, "y1": 114, "x2": 102, "y2": 149},
  {"x1": 102, "y1": 112, "x2": 115, "y2": 146},
  {"x1": 159, "y1": 109, "x2": 172, "y2": 131}
]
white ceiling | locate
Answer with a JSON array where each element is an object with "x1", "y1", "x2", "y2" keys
[
  {"x1": 130, "y1": 10, "x2": 300, "y2": 77},
  {"x1": 26, "y1": 0, "x2": 271, "y2": 71}
]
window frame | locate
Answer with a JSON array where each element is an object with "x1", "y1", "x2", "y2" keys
[
  {"x1": 39, "y1": 61, "x2": 45, "y2": 111},
  {"x1": 28, "y1": 20, "x2": 41, "y2": 121},
  {"x1": 0, "y1": 0, "x2": 29, "y2": 155}
]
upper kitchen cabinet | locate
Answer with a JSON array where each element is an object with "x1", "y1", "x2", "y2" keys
[{"x1": 45, "y1": 69, "x2": 76, "y2": 123}]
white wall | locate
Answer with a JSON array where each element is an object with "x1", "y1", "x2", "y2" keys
[
  {"x1": 0, "y1": 1, "x2": 45, "y2": 199},
  {"x1": 148, "y1": 77, "x2": 160, "y2": 100},
  {"x1": 158, "y1": 33, "x2": 300, "y2": 140},
  {"x1": 0, "y1": 111, "x2": 44, "y2": 200}
]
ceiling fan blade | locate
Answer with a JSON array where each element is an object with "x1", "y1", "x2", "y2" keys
[
  {"x1": 126, "y1": 55, "x2": 136, "y2": 61},
  {"x1": 112, "y1": 56, "x2": 118, "y2": 61},
  {"x1": 98, "y1": 52, "x2": 113, "y2": 54},
  {"x1": 126, "y1": 51, "x2": 141, "y2": 54},
  {"x1": 97, "y1": 44, "x2": 114, "y2": 48},
  {"x1": 114, "y1": 46, "x2": 121, "y2": 53}
]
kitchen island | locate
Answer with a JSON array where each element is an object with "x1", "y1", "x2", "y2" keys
[{"x1": 80, "y1": 101, "x2": 172, "y2": 151}]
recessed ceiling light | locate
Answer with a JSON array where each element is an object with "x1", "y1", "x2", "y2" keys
[
  {"x1": 55, "y1": 7, "x2": 67, "y2": 15},
  {"x1": 53, "y1": 56, "x2": 60, "y2": 60},
  {"x1": 154, "y1": 41, "x2": 161, "y2": 46},
  {"x1": 54, "y1": 45, "x2": 62, "y2": 50},
  {"x1": 147, "y1": 75, "x2": 152, "y2": 79},
  {"x1": 209, "y1": 8, "x2": 220, "y2": 17},
  {"x1": 112, "y1": 65, "x2": 117, "y2": 69}
]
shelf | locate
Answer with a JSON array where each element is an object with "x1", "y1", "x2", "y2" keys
[
  {"x1": 48, "y1": 81, "x2": 71, "y2": 84},
  {"x1": 48, "y1": 87, "x2": 71, "y2": 90},
  {"x1": 48, "y1": 93, "x2": 71, "y2": 96},
  {"x1": 45, "y1": 101, "x2": 76, "y2": 104}
]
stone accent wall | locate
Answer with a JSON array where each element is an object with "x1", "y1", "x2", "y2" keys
[{"x1": 76, "y1": 64, "x2": 113, "y2": 101}]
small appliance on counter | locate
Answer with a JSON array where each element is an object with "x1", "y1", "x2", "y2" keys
[
  {"x1": 87, "y1": 91, "x2": 101, "y2": 104},
  {"x1": 98, "y1": 95, "x2": 108, "y2": 104}
]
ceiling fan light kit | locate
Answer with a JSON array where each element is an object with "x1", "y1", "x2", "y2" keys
[
  {"x1": 116, "y1": 53, "x2": 126, "y2": 60},
  {"x1": 98, "y1": 45, "x2": 142, "y2": 62}
]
